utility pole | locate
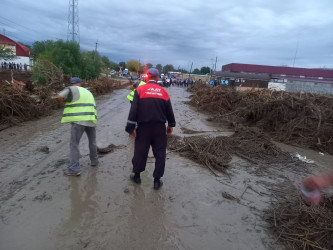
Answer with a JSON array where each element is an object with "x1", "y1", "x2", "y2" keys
[
  {"x1": 210, "y1": 57, "x2": 214, "y2": 78},
  {"x1": 214, "y1": 56, "x2": 218, "y2": 72},
  {"x1": 94, "y1": 40, "x2": 98, "y2": 61},
  {"x1": 292, "y1": 40, "x2": 299, "y2": 67},
  {"x1": 189, "y1": 62, "x2": 193, "y2": 78}
]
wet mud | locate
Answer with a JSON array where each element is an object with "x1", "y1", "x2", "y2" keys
[{"x1": 0, "y1": 86, "x2": 332, "y2": 250}]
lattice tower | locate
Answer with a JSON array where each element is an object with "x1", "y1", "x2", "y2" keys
[{"x1": 67, "y1": 0, "x2": 80, "y2": 43}]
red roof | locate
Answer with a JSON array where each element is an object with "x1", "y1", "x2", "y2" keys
[
  {"x1": 222, "y1": 63, "x2": 333, "y2": 79},
  {"x1": 0, "y1": 34, "x2": 30, "y2": 57}
]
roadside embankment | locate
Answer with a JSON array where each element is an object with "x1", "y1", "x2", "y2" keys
[
  {"x1": 187, "y1": 83, "x2": 333, "y2": 154},
  {"x1": 0, "y1": 70, "x2": 130, "y2": 130}
]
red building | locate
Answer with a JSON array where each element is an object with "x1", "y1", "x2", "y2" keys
[
  {"x1": 222, "y1": 63, "x2": 333, "y2": 81},
  {"x1": 222, "y1": 63, "x2": 333, "y2": 95},
  {"x1": 0, "y1": 34, "x2": 30, "y2": 57}
]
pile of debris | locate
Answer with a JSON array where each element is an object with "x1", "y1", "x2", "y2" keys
[
  {"x1": 168, "y1": 126, "x2": 293, "y2": 176},
  {"x1": 188, "y1": 84, "x2": 333, "y2": 154},
  {"x1": 32, "y1": 59, "x2": 65, "y2": 91},
  {"x1": 264, "y1": 184, "x2": 333, "y2": 249},
  {"x1": 0, "y1": 63, "x2": 129, "y2": 128},
  {"x1": 87, "y1": 78, "x2": 124, "y2": 95},
  {"x1": 0, "y1": 84, "x2": 56, "y2": 128}
]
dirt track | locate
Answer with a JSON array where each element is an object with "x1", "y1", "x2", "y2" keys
[{"x1": 0, "y1": 86, "x2": 332, "y2": 250}]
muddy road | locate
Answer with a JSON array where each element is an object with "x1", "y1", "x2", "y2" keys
[{"x1": 1, "y1": 86, "x2": 332, "y2": 250}]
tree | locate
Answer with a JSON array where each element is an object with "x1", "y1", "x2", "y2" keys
[
  {"x1": 99, "y1": 56, "x2": 118, "y2": 71},
  {"x1": 192, "y1": 68, "x2": 200, "y2": 74},
  {"x1": 32, "y1": 40, "x2": 82, "y2": 76},
  {"x1": 155, "y1": 64, "x2": 163, "y2": 74},
  {"x1": 178, "y1": 68, "x2": 188, "y2": 74},
  {"x1": 162, "y1": 64, "x2": 175, "y2": 74},
  {"x1": 101, "y1": 56, "x2": 111, "y2": 68},
  {"x1": 146, "y1": 63, "x2": 153, "y2": 69},
  {"x1": 109, "y1": 61, "x2": 119, "y2": 71},
  {"x1": 31, "y1": 39, "x2": 104, "y2": 80},
  {"x1": 118, "y1": 61, "x2": 126, "y2": 70},
  {"x1": 126, "y1": 60, "x2": 143, "y2": 74},
  {"x1": 200, "y1": 66, "x2": 211, "y2": 74},
  {"x1": 0, "y1": 45, "x2": 16, "y2": 60},
  {"x1": 80, "y1": 51, "x2": 102, "y2": 79},
  {"x1": 32, "y1": 40, "x2": 56, "y2": 60}
]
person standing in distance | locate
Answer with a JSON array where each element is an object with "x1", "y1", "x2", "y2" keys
[
  {"x1": 125, "y1": 68, "x2": 176, "y2": 189},
  {"x1": 57, "y1": 77, "x2": 99, "y2": 176}
]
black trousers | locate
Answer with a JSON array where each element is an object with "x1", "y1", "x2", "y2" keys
[{"x1": 132, "y1": 123, "x2": 167, "y2": 179}]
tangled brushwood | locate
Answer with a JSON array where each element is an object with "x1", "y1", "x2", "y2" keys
[
  {"x1": 188, "y1": 84, "x2": 333, "y2": 154},
  {"x1": 264, "y1": 184, "x2": 333, "y2": 250},
  {"x1": 0, "y1": 67, "x2": 129, "y2": 128},
  {"x1": 87, "y1": 78, "x2": 124, "y2": 96},
  {"x1": 0, "y1": 84, "x2": 61, "y2": 127},
  {"x1": 167, "y1": 126, "x2": 293, "y2": 176}
]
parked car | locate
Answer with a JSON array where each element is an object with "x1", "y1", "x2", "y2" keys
[
  {"x1": 128, "y1": 76, "x2": 138, "y2": 80},
  {"x1": 157, "y1": 78, "x2": 163, "y2": 86},
  {"x1": 122, "y1": 68, "x2": 129, "y2": 76}
]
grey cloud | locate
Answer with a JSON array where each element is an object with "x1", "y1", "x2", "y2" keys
[{"x1": 1, "y1": 0, "x2": 332, "y2": 69}]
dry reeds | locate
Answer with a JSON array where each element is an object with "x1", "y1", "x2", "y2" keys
[
  {"x1": 264, "y1": 184, "x2": 333, "y2": 250},
  {"x1": 187, "y1": 84, "x2": 333, "y2": 154}
]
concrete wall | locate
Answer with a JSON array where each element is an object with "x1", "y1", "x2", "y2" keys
[
  {"x1": 286, "y1": 80, "x2": 333, "y2": 95},
  {"x1": 268, "y1": 82, "x2": 286, "y2": 91},
  {"x1": 182, "y1": 74, "x2": 210, "y2": 82}
]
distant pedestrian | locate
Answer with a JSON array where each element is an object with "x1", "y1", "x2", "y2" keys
[
  {"x1": 56, "y1": 77, "x2": 99, "y2": 176},
  {"x1": 125, "y1": 68, "x2": 176, "y2": 190}
]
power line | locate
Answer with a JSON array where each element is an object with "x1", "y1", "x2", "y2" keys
[
  {"x1": 0, "y1": 20, "x2": 38, "y2": 41},
  {"x1": 0, "y1": 16, "x2": 48, "y2": 39},
  {"x1": 0, "y1": 16, "x2": 65, "y2": 41},
  {"x1": 0, "y1": 30, "x2": 21, "y2": 42}
]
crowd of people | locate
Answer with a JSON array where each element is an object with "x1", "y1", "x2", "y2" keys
[
  {"x1": 1, "y1": 61, "x2": 29, "y2": 71},
  {"x1": 160, "y1": 77, "x2": 196, "y2": 88}
]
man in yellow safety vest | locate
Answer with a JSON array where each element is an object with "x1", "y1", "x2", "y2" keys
[
  {"x1": 57, "y1": 77, "x2": 98, "y2": 176},
  {"x1": 127, "y1": 80, "x2": 146, "y2": 103}
]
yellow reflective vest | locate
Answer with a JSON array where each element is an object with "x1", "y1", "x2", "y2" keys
[
  {"x1": 127, "y1": 81, "x2": 146, "y2": 101},
  {"x1": 61, "y1": 87, "x2": 97, "y2": 124}
]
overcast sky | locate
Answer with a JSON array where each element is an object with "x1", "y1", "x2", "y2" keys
[{"x1": 1, "y1": 0, "x2": 333, "y2": 71}]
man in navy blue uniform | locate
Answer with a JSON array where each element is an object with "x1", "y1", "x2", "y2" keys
[{"x1": 125, "y1": 68, "x2": 176, "y2": 190}]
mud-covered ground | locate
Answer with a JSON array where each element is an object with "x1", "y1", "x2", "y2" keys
[{"x1": 0, "y1": 86, "x2": 332, "y2": 250}]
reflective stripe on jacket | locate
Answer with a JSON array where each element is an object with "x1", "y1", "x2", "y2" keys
[
  {"x1": 61, "y1": 87, "x2": 97, "y2": 124},
  {"x1": 125, "y1": 81, "x2": 176, "y2": 134},
  {"x1": 127, "y1": 81, "x2": 146, "y2": 101}
]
